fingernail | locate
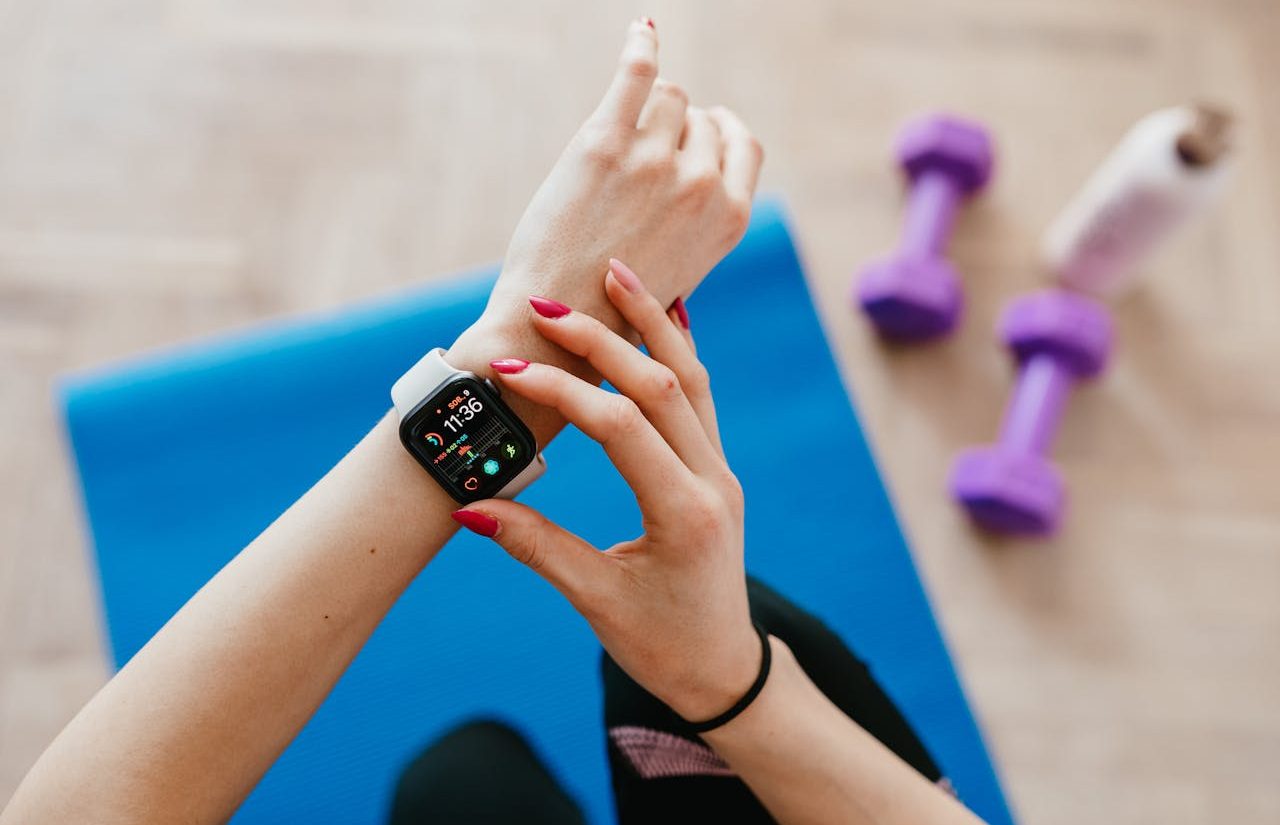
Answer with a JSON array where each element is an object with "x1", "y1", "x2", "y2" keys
[
  {"x1": 608, "y1": 258, "x2": 643, "y2": 293},
  {"x1": 639, "y1": 16, "x2": 655, "y2": 30},
  {"x1": 452, "y1": 509, "x2": 500, "y2": 538},
  {"x1": 490, "y1": 358, "x2": 530, "y2": 375},
  {"x1": 529, "y1": 295, "x2": 571, "y2": 319},
  {"x1": 671, "y1": 296, "x2": 690, "y2": 329}
]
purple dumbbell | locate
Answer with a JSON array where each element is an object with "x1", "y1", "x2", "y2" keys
[
  {"x1": 950, "y1": 289, "x2": 1113, "y2": 534},
  {"x1": 855, "y1": 114, "x2": 995, "y2": 340}
]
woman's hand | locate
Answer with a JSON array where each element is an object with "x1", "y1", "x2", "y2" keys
[
  {"x1": 493, "y1": 19, "x2": 762, "y2": 316},
  {"x1": 447, "y1": 18, "x2": 762, "y2": 448},
  {"x1": 453, "y1": 264, "x2": 987, "y2": 825},
  {"x1": 452, "y1": 19, "x2": 763, "y2": 397},
  {"x1": 453, "y1": 259, "x2": 760, "y2": 722}
]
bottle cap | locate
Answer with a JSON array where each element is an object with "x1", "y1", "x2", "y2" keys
[{"x1": 1176, "y1": 103, "x2": 1233, "y2": 167}]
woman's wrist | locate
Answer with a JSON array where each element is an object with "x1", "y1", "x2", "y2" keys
[
  {"x1": 444, "y1": 289, "x2": 619, "y2": 446},
  {"x1": 361, "y1": 297, "x2": 604, "y2": 533},
  {"x1": 662, "y1": 622, "x2": 768, "y2": 724},
  {"x1": 446, "y1": 318, "x2": 574, "y2": 447},
  {"x1": 698, "y1": 636, "x2": 805, "y2": 744}
]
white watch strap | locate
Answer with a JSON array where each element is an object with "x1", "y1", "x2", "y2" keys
[
  {"x1": 391, "y1": 347, "x2": 455, "y2": 418},
  {"x1": 391, "y1": 347, "x2": 545, "y2": 499}
]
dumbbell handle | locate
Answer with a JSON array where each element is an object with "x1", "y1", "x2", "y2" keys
[
  {"x1": 997, "y1": 354, "x2": 1075, "y2": 456},
  {"x1": 899, "y1": 169, "x2": 963, "y2": 258}
]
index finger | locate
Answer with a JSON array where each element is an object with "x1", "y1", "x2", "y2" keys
[
  {"x1": 590, "y1": 19, "x2": 660, "y2": 127},
  {"x1": 490, "y1": 359, "x2": 693, "y2": 516}
]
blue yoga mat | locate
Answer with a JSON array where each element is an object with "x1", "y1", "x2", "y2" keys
[{"x1": 62, "y1": 199, "x2": 1013, "y2": 825}]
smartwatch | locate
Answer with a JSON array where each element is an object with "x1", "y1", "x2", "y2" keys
[{"x1": 391, "y1": 348, "x2": 545, "y2": 503}]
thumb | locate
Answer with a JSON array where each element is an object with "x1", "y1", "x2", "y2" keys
[{"x1": 451, "y1": 499, "x2": 612, "y2": 607}]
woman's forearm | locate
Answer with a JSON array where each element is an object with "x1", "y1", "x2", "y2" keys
[
  {"x1": 2, "y1": 414, "x2": 447, "y2": 824},
  {"x1": 702, "y1": 639, "x2": 983, "y2": 825},
  {"x1": 0, "y1": 318, "x2": 589, "y2": 825}
]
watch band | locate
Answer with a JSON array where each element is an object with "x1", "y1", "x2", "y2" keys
[
  {"x1": 391, "y1": 348, "x2": 546, "y2": 499},
  {"x1": 390, "y1": 348, "x2": 455, "y2": 418}
]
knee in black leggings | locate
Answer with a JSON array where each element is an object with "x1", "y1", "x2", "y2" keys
[{"x1": 388, "y1": 719, "x2": 585, "y2": 825}]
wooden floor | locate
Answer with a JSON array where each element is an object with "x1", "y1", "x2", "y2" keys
[{"x1": 1, "y1": 1, "x2": 1277, "y2": 822}]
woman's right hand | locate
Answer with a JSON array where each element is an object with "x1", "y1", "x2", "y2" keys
[{"x1": 452, "y1": 258, "x2": 761, "y2": 723}]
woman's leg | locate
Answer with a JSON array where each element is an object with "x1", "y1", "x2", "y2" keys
[
  {"x1": 388, "y1": 720, "x2": 585, "y2": 825},
  {"x1": 603, "y1": 577, "x2": 947, "y2": 824}
]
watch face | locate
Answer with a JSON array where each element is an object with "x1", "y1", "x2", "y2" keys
[{"x1": 400, "y1": 376, "x2": 537, "y2": 503}]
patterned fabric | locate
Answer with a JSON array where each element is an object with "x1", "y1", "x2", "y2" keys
[{"x1": 609, "y1": 726, "x2": 736, "y2": 780}]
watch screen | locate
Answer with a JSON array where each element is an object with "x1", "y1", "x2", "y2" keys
[{"x1": 401, "y1": 377, "x2": 536, "y2": 502}]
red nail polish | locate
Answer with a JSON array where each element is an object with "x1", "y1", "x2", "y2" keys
[
  {"x1": 452, "y1": 509, "x2": 500, "y2": 538},
  {"x1": 608, "y1": 258, "x2": 644, "y2": 293},
  {"x1": 490, "y1": 358, "x2": 530, "y2": 374},
  {"x1": 529, "y1": 295, "x2": 571, "y2": 319},
  {"x1": 640, "y1": 16, "x2": 655, "y2": 29},
  {"x1": 671, "y1": 296, "x2": 690, "y2": 330}
]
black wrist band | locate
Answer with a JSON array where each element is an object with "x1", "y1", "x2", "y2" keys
[{"x1": 686, "y1": 622, "x2": 773, "y2": 734}]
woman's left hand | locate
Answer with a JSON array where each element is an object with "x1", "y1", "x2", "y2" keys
[
  {"x1": 491, "y1": 20, "x2": 762, "y2": 318},
  {"x1": 443, "y1": 20, "x2": 761, "y2": 447},
  {"x1": 452, "y1": 259, "x2": 760, "y2": 723},
  {"x1": 449, "y1": 21, "x2": 762, "y2": 398}
]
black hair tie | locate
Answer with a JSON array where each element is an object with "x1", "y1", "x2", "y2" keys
[{"x1": 686, "y1": 622, "x2": 773, "y2": 734}]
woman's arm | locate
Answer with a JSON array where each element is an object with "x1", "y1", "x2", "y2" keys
[
  {"x1": 0, "y1": 413, "x2": 454, "y2": 825},
  {"x1": 459, "y1": 259, "x2": 984, "y2": 825},
  {"x1": 1, "y1": 20, "x2": 762, "y2": 825},
  {"x1": 701, "y1": 640, "x2": 983, "y2": 825}
]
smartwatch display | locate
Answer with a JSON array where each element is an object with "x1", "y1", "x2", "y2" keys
[{"x1": 392, "y1": 349, "x2": 545, "y2": 503}]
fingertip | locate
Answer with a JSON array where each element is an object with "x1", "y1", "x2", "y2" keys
[
  {"x1": 667, "y1": 305, "x2": 696, "y2": 351},
  {"x1": 629, "y1": 16, "x2": 656, "y2": 39},
  {"x1": 670, "y1": 296, "x2": 691, "y2": 330},
  {"x1": 489, "y1": 358, "x2": 531, "y2": 375},
  {"x1": 529, "y1": 295, "x2": 572, "y2": 319},
  {"x1": 607, "y1": 257, "x2": 645, "y2": 294},
  {"x1": 451, "y1": 508, "x2": 501, "y2": 538},
  {"x1": 603, "y1": 269, "x2": 627, "y2": 309}
]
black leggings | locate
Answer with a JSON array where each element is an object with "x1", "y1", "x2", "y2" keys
[{"x1": 387, "y1": 577, "x2": 944, "y2": 825}]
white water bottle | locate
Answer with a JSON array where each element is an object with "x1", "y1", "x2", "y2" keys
[{"x1": 1042, "y1": 104, "x2": 1233, "y2": 296}]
